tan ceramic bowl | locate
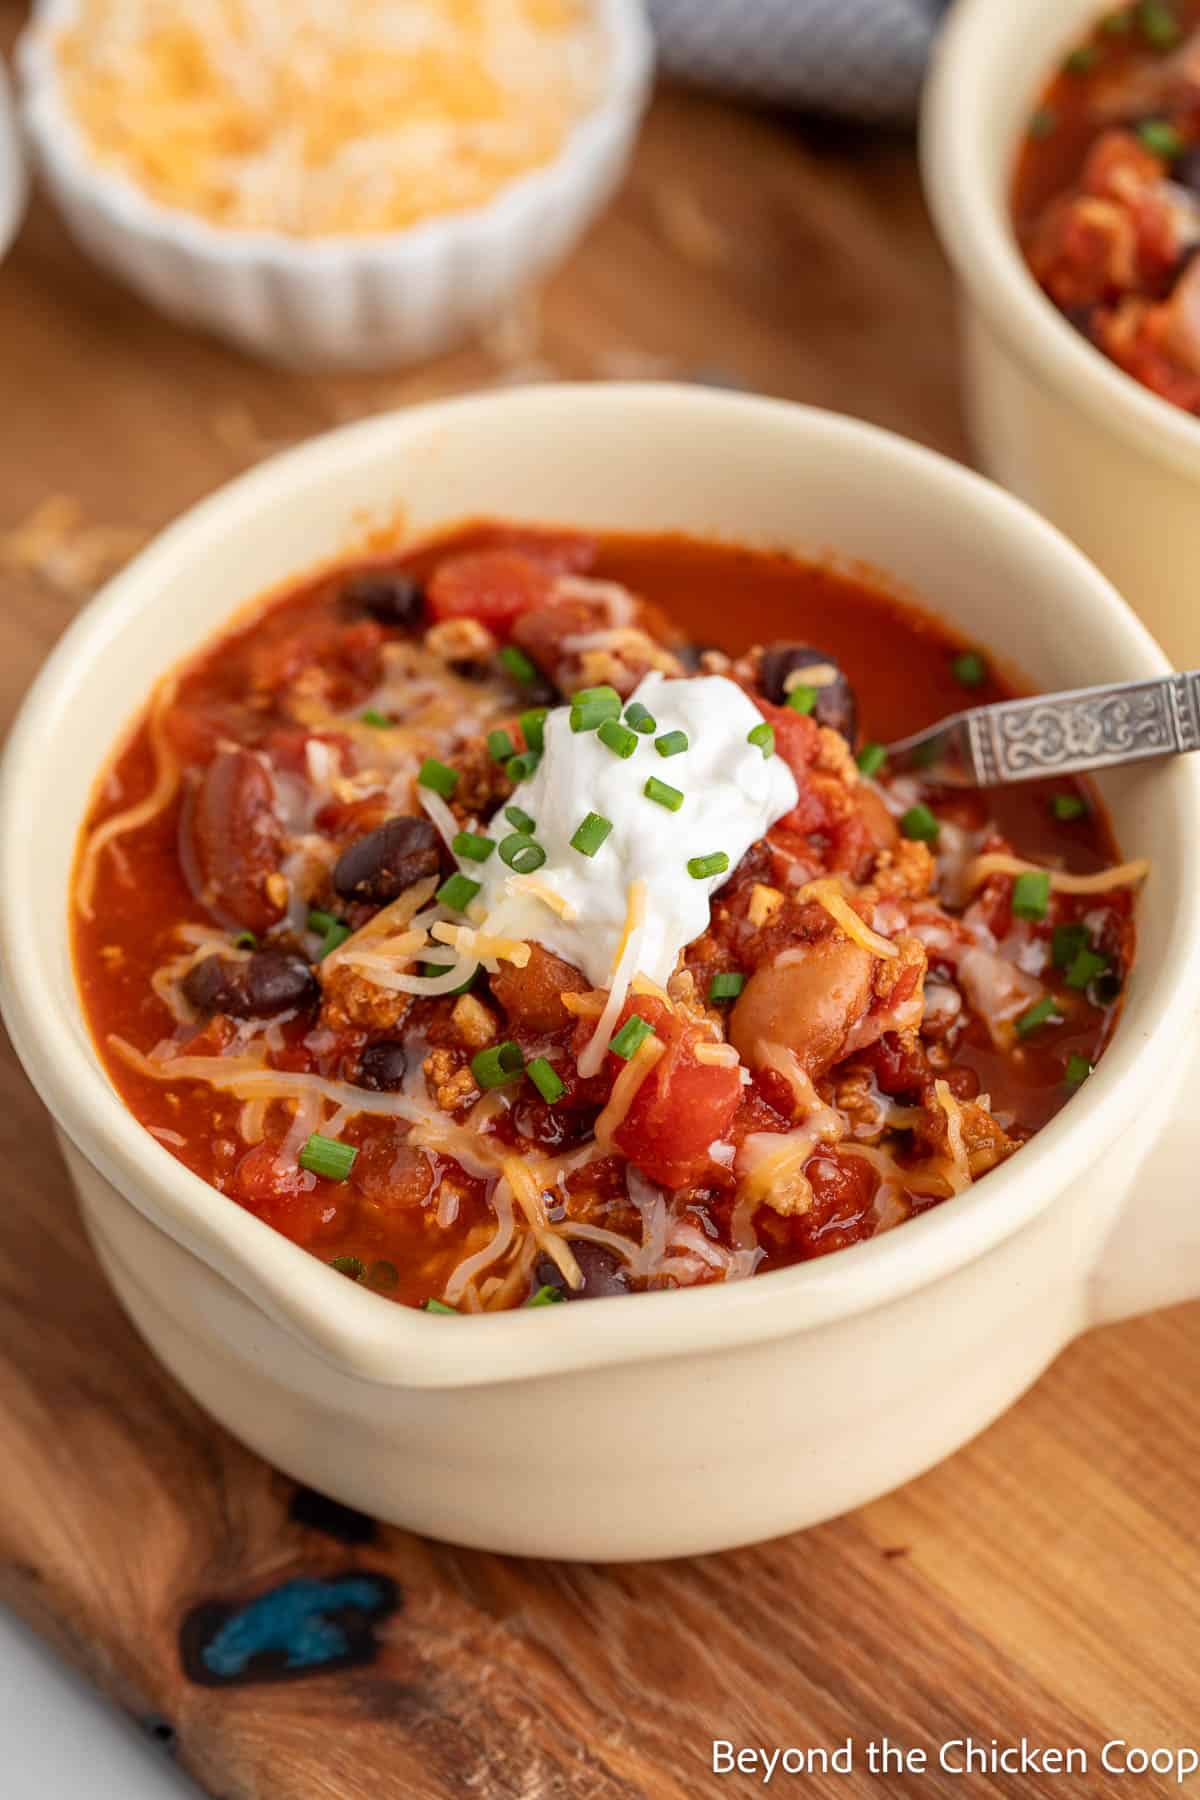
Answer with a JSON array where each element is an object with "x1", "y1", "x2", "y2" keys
[
  {"x1": 3, "y1": 385, "x2": 1199, "y2": 1559},
  {"x1": 922, "y1": 0, "x2": 1200, "y2": 668}
]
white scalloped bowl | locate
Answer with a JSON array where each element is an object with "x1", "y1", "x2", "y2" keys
[{"x1": 16, "y1": 0, "x2": 653, "y2": 370}]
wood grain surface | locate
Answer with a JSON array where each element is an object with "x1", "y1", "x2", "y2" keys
[{"x1": 2, "y1": 6, "x2": 1199, "y2": 1793}]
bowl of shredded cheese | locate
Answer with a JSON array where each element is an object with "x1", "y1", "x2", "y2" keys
[{"x1": 16, "y1": 0, "x2": 652, "y2": 368}]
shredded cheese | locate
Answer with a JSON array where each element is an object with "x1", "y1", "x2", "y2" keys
[
  {"x1": 577, "y1": 880, "x2": 647, "y2": 1079},
  {"x1": 505, "y1": 874, "x2": 577, "y2": 920},
  {"x1": 694, "y1": 1042, "x2": 740, "y2": 1068},
  {"x1": 76, "y1": 675, "x2": 180, "y2": 919},
  {"x1": 966, "y1": 852, "x2": 1150, "y2": 896},
  {"x1": 430, "y1": 921, "x2": 530, "y2": 968},
  {"x1": 798, "y1": 878, "x2": 900, "y2": 961},
  {"x1": 932, "y1": 1079, "x2": 972, "y2": 1195},
  {"x1": 593, "y1": 1034, "x2": 665, "y2": 1150}
]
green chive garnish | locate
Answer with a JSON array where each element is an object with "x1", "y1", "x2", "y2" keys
[
  {"x1": 1101, "y1": 6, "x2": 1132, "y2": 30},
  {"x1": 1016, "y1": 996, "x2": 1061, "y2": 1038},
  {"x1": 625, "y1": 701, "x2": 656, "y2": 735},
  {"x1": 425, "y1": 1298, "x2": 458, "y2": 1314},
  {"x1": 900, "y1": 804, "x2": 940, "y2": 843},
  {"x1": 526, "y1": 1056, "x2": 565, "y2": 1104},
  {"x1": 361, "y1": 708, "x2": 390, "y2": 728},
  {"x1": 527, "y1": 1284, "x2": 565, "y2": 1307},
  {"x1": 1012, "y1": 870, "x2": 1051, "y2": 921},
  {"x1": 1065, "y1": 1053, "x2": 1093, "y2": 1087},
  {"x1": 570, "y1": 686, "x2": 622, "y2": 731},
  {"x1": 655, "y1": 730, "x2": 689, "y2": 757},
  {"x1": 1138, "y1": 0, "x2": 1181, "y2": 49},
  {"x1": 436, "y1": 872, "x2": 481, "y2": 911},
  {"x1": 1137, "y1": 118, "x2": 1184, "y2": 159},
  {"x1": 452, "y1": 831, "x2": 495, "y2": 864},
  {"x1": 952, "y1": 650, "x2": 988, "y2": 688},
  {"x1": 1066, "y1": 946, "x2": 1110, "y2": 990},
  {"x1": 519, "y1": 708, "x2": 548, "y2": 753},
  {"x1": 644, "y1": 776, "x2": 684, "y2": 812},
  {"x1": 609, "y1": 1013, "x2": 654, "y2": 1060},
  {"x1": 786, "y1": 684, "x2": 817, "y2": 715},
  {"x1": 688, "y1": 851, "x2": 730, "y2": 879},
  {"x1": 418, "y1": 757, "x2": 458, "y2": 799},
  {"x1": 1029, "y1": 107, "x2": 1058, "y2": 139},
  {"x1": 709, "y1": 972, "x2": 745, "y2": 1002},
  {"x1": 598, "y1": 717, "x2": 639, "y2": 759},
  {"x1": 499, "y1": 645, "x2": 538, "y2": 684},
  {"x1": 420, "y1": 962, "x2": 476, "y2": 995},
  {"x1": 330, "y1": 1255, "x2": 365, "y2": 1281},
  {"x1": 1052, "y1": 922, "x2": 1088, "y2": 969},
  {"x1": 1065, "y1": 44, "x2": 1099, "y2": 71},
  {"x1": 487, "y1": 728, "x2": 515, "y2": 764},
  {"x1": 747, "y1": 722, "x2": 775, "y2": 758},
  {"x1": 505, "y1": 750, "x2": 540, "y2": 782},
  {"x1": 1052, "y1": 792, "x2": 1087, "y2": 822},
  {"x1": 471, "y1": 1040, "x2": 525, "y2": 1090},
  {"x1": 505, "y1": 803, "x2": 537, "y2": 834},
  {"x1": 299, "y1": 1134, "x2": 358, "y2": 1181},
  {"x1": 856, "y1": 742, "x2": 887, "y2": 777},
  {"x1": 307, "y1": 909, "x2": 350, "y2": 960},
  {"x1": 498, "y1": 833, "x2": 546, "y2": 874},
  {"x1": 233, "y1": 929, "x2": 258, "y2": 951},
  {"x1": 571, "y1": 812, "x2": 612, "y2": 857}
]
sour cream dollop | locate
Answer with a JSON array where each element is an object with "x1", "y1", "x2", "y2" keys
[{"x1": 477, "y1": 672, "x2": 799, "y2": 987}]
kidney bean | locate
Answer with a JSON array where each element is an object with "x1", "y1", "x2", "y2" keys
[
  {"x1": 332, "y1": 816, "x2": 441, "y2": 904},
  {"x1": 183, "y1": 949, "x2": 318, "y2": 1019},
  {"x1": 535, "y1": 1241, "x2": 631, "y2": 1301},
  {"x1": 356, "y1": 1041, "x2": 408, "y2": 1092},
  {"x1": 758, "y1": 643, "x2": 858, "y2": 743},
  {"x1": 183, "y1": 748, "x2": 285, "y2": 932},
  {"x1": 341, "y1": 570, "x2": 425, "y2": 629}
]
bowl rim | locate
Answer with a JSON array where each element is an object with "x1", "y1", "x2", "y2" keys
[
  {"x1": 4, "y1": 382, "x2": 1199, "y2": 1390},
  {"x1": 15, "y1": 0, "x2": 654, "y2": 267},
  {"x1": 920, "y1": 0, "x2": 1200, "y2": 481}
]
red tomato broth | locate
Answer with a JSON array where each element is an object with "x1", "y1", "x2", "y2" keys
[{"x1": 71, "y1": 524, "x2": 1136, "y2": 1311}]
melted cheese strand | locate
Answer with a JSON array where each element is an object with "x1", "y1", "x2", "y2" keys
[
  {"x1": 966, "y1": 853, "x2": 1150, "y2": 896},
  {"x1": 799, "y1": 878, "x2": 900, "y2": 960},
  {"x1": 76, "y1": 675, "x2": 180, "y2": 919},
  {"x1": 593, "y1": 1034, "x2": 665, "y2": 1150}
]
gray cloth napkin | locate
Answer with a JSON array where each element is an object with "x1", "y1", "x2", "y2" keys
[{"x1": 647, "y1": 0, "x2": 950, "y2": 123}]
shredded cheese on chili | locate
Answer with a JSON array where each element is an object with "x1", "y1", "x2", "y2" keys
[
  {"x1": 798, "y1": 878, "x2": 900, "y2": 961},
  {"x1": 965, "y1": 852, "x2": 1150, "y2": 895}
]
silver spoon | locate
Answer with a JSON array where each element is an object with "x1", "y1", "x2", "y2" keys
[{"x1": 884, "y1": 673, "x2": 1200, "y2": 787}]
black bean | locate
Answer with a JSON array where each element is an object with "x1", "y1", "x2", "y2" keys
[
  {"x1": 342, "y1": 570, "x2": 425, "y2": 629},
  {"x1": 332, "y1": 816, "x2": 441, "y2": 904},
  {"x1": 535, "y1": 1241, "x2": 631, "y2": 1301},
  {"x1": 757, "y1": 641, "x2": 858, "y2": 743},
  {"x1": 356, "y1": 1041, "x2": 408, "y2": 1092},
  {"x1": 1172, "y1": 147, "x2": 1200, "y2": 192},
  {"x1": 182, "y1": 949, "x2": 318, "y2": 1019}
]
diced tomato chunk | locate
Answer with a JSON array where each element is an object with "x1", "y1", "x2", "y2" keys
[
  {"x1": 427, "y1": 551, "x2": 557, "y2": 635},
  {"x1": 234, "y1": 1142, "x2": 346, "y2": 1243}
]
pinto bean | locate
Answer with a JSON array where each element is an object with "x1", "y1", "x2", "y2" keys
[
  {"x1": 535, "y1": 1242, "x2": 631, "y2": 1301},
  {"x1": 183, "y1": 747, "x2": 285, "y2": 932},
  {"x1": 332, "y1": 815, "x2": 441, "y2": 905},
  {"x1": 342, "y1": 570, "x2": 425, "y2": 629},
  {"x1": 729, "y1": 938, "x2": 874, "y2": 1077},
  {"x1": 183, "y1": 950, "x2": 318, "y2": 1019},
  {"x1": 489, "y1": 943, "x2": 589, "y2": 1033},
  {"x1": 356, "y1": 1041, "x2": 408, "y2": 1092},
  {"x1": 758, "y1": 643, "x2": 857, "y2": 743}
]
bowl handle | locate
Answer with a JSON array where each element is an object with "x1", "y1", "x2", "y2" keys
[{"x1": 1087, "y1": 1032, "x2": 1200, "y2": 1325}]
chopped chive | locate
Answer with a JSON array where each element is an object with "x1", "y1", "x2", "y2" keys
[
  {"x1": 527, "y1": 1284, "x2": 565, "y2": 1307},
  {"x1": 361, "y1": 708, "x2": 390, "y2": 728},
  {"x1": 452, "y1": 830, "x2": 495, "y2": 864},
  {"x1": 436, "y1": 872, "x2": 481, "y2": 912},
  {"x1": 233, "y1": 929, "x2": 258, "y2": 951},
  {"x1": 900, "y1": 803, "x2": 940, "y2": 843},
  {"x1": 526, "y1": 1056, "x2": 565, "y2": 1103},
  {"x1": 498, "y1": 833, "x2": 546, "y2": 874},
  {"x1": 470, "y1": 1040, "x2": 525, "y2": 1090},
  {"x1": 487, "y1": 728, "x2": 515, "y2": 764},
  {"x1": 1052, "y1": 791, "x2": 1088, "y2": 822},
  {"x1": 598, "y1": 717, "x2": 639, "y2": 759},
  {"x1": 747, "y1": 722, "x2": 775, "y2": 758},
  {"x1": 624, "y1": 701, "x2": 656, "y2": 735},
  {"x1": 505, "y1": 803, "x2": 537, "y2": 834},
  {"x1": 571, "y1": 812, "x2": 612, "y2": 857},
  {"x1": 418, "y1": 757, "x2": 458, "y2": 799},
  {"x1": 951, "y1": 650, "x2": 988, "y2": 688},
  {"x1": 424, "y1": 1298, "x2": 458, "y2": 1314},
  {"x1": 570, "y1": 686, "x2": 622, "y2": 731},
  {"x1": 1029, "y1": 107, "x2": 1058, "y2": 139},
  {"x1": 786, "y1": 684, "x2": 818, "y2": 715},
  {"x1": 505, "y1": 750, "x2": 540, "y2": 782},
  {"x1": 1016, "y1": 996, "x2": 1062, "y2": 1039},
  {"x1": 572, "y1": 684, "x2": 622, "y2": 707},
  {"x1": 307, "y1": 908, "x2": 349, "y2": 960},
  {"x1": 330, "y1": 1255, "x2": 365, "y2": 1281},
  {"x1": 1137, "y1": 0, "x2": 1181, "y2": 49},
  {"x1": 655, "y1": 730, "x2": 689, "y2": 758},
  {"x1": 308, "y1": 908, "x2": 338, "y2": 934},
  {"x1": 1052, "y1": 922, "x2": 1089, "y2": 969},
  {"x1": 709, "y1": 971, "x2": 745, "y2": 1002},
  {"x1": 420, "y1": 962, "x2": 476, "y2": 995},
  {"x1": 688, "y1": 851, "x2": 730, "y2": 880},
  {"x1": 1065, "y1": 44, "x2": 1099, "y2": 71},
  {"x1": 1137, "y1": 117, "x2": 1184, "y2": 158},
  {"x1": 367, "y1": 1259, "x2": 399, "y2": 1290},
  {"x1": 519, "y1": 707, "x2": 549, "y2": 753},
  {"x1": 1101, "y1": 5, "x2": 1132, "y2": 29},
  {"x1": 1065, "y1": 1053, "x2": 1093, "y2": 1088},
  {"x1": 499, "y1": 645, "x2": 538, "y2": 684},
  {"x1": 1012, "y1": 870, "x2": 1051, "y2": 921},
  {"x1": 857, "y1": 741, "x2": 887, "y2": 777},
  {"x1": 644, "y1": 776, "x2": 684, "y2": 812},
  {"x1": 609, "y1": 1013, "x2": 654, "y2": 1060},
  {"x1": 1065, "y1": 946, "x2": 1110, "y2": 991},
  {"x1": 299, "y1": 1134, "x2": 358, "y2": 1181}
]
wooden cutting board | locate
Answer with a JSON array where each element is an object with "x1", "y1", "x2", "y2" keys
[{"x1": 2, "y1": 7, "x2": 1199, "y2": 1790}]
